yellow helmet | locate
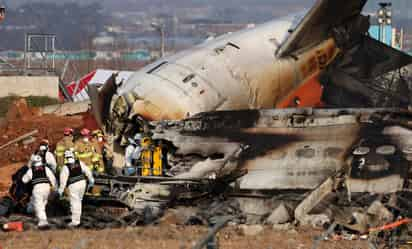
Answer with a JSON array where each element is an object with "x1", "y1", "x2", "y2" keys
[
  {"x1": 92, "y1": 130, "x2": 103, "y2": 138},
  {"x1": 141, "y1": 137, "x2": 152, "y2": 147}
]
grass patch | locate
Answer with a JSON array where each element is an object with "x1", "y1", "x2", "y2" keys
[{"x1": 0, "y1": 95, "x2": 60, "y2": 117}]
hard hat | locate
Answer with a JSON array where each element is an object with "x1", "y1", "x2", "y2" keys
[
  {"x1": 66, "y1": 157, "x2": 75, "y2": 164},
  {"x1": 64, "y1": 127, "x2": 74, "y2": 136},
  {"x1": 80, "y1": 128, "x2": 90, "y2": 136},
  {"x1": 40, "y1": 139, "x2": 49, "y2": 146},
  {"x1": 39, "y1": 145, "x2": 48, "y2": 152},
  {"x1": 92, "y1": 130, "x2": 103, "y2": 137},
  {"x1": 32, "y1": 155, "x2": 43, "y2": 167},
  {"x1": 64, "y1": 150, "x2": 75, "y2": 159},
  {"x1": 128, "y1": 133, "x2": 142, "y2": 145},
  {"x1": 133, "y1": 133, "x2": 142, "y2": 141},
  {"x1": 141, "y1": 137, "x2": 152, "y2": 147}
]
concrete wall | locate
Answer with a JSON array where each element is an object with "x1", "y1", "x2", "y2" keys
[
  {"x1": 40, "y1": 101, "x2": 90, "y2": 116},
  {"x1": 0, "y1": 76, "x2": 59, "y2": 99}
]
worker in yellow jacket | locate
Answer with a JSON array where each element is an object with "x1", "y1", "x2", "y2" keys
[
  {"x1": 55, "y1": 128, "x2": 75, "y2": 173},
  {"x1": 74, "y1": 128, "x2": 104, "y2": 174}
]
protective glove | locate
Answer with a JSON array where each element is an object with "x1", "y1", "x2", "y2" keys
[{"x1": 87, "y1": 181, "x2": 95, "y2": 192}]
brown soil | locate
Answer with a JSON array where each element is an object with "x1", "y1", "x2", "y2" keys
[
  {"x1": 0, "y1": 99, "x2": 85, "y2": 195},
  {"x1": 0, "y1": 99, "x2": 84, "y2": 167},
  {"x1": 0, "y1": 226, "x2": 367, "y2": 249}
]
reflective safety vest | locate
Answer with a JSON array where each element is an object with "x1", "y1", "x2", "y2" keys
[
  {"x1": 32, "y1": 166, "x2": 50, "y2": 186},
  {"x1": 55, "y1": 137, "x2": 74, "y2": 170},
  {"x1": 74, "y1": 141, "x2": 94, "y2": 167},
  {"x1": 91, "y1": 153, "x2": 104, "y2": 173},
  {"x1": 152, "y1": 146, "x2": 163, "y2": 176},
  {"x1": 140, "y1": 148, "x2": 153, "y2": 177},
  {"x1": 67, "y1": 161, "x2": 85, "y2": 185},
  {"x1": 140, "y1": 146, "x2": 163, "y2": 177}
]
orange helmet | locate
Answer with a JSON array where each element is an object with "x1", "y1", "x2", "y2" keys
[
  {"x1": 80, "y1": 128, "x2": 90, "y2": 136},
  {"x1": 64, "y1": 127, "x2": 74, "y2": 136}
]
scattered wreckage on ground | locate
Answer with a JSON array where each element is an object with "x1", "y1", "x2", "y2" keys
[
  {"x1": 3, "y1": 108, "x2": 412, "y2": 247},
  {"x1": 3, "y1": 0, "x2": 412, "y2": 247}
]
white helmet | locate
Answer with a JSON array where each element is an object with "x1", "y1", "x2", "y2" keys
[
  {"x1": 66, "y1": 157, "x2": 75, "y2": 164},
  {"x1": 31, "y1": 155, "x2": 43, "y2": 167},
  {"x1": 134, "y1": 133, "x2": 142, "y2": 141},
  {"x1": 64, "y1": 150, "x2": 74, "y2": 159},
  {"x1": 64, "y1": 150, "x2": 75, "y2": 164},
  {"x1": 128, "y1": 133, "x2": 142, "y2": 145},
  {"x1": 39, "y1": 145, "x2": 48, "y2": 152}
]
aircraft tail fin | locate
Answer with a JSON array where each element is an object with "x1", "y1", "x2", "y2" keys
[
  {"x1": 321, "y1": 35, "x2": 412, "y2": 107},
  {"x1": 277, "y1": 0, "x2": 368, "y2": 57},
  {"x1": 336, "y1": 35, "x2": 412, "y2": 80}
]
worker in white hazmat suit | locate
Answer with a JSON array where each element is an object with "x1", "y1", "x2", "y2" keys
[
  {"x1": 38, "y1": 139, "x2": 57, "y2": 173},
  {"x1": 124, "y1": 133, "x2": 142, "y2": 175},
  {"x1": 58, "y1": 150, "x2": 94, "y2": 227},
  {"x1": 22, "y1": 155, "x2": 57, "y2": 228},
  {"x1": 27, "y1": 140, "x2": 57, "y2": 173}
]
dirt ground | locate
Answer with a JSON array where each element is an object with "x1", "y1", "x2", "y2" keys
[
  {"x1": 0, "y1": 225, "x2": 367, "y2": 249},
  {"x1": 0, "y1": 113, "x2": 84, "y2": 167}
]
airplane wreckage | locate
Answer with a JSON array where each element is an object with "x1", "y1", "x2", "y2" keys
[{"x1": 3, "y1": 0, "x2": 412, "y2": 241}]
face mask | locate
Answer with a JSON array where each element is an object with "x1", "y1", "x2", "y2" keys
[
  {"x1": 83, "y1": 137, "x2": 89, "y2": 142},
  {"x1": 67, "y1": 157, "x2": 75, "y2": 164},
  {"x1": 39, "y1": 145, "x2": 47, "y2": 152}
]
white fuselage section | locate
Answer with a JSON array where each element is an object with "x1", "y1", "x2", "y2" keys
[{"x1": 118, "y1": 16, "x2": 338, "y2": 121}]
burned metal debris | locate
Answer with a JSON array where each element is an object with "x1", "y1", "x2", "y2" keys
[{"x1": 3, "y1": 107, "x2": 412, "y2": 249}]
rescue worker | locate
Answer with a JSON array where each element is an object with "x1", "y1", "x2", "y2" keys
[
  {"x1": 29, "y1": 140, "x2": 57, "y2": 173},
  {"x1": 140, "y1": 135, "x2": 157, "y2": 176},
  {"x1": 153, "y1": 139, "x2": 170, "y2": 176},
  {"x1": 55, "y1": 128, "x2": 75, "y2": 173},
  {"x1": 58, "y1": 151, "x2": 94, "y2": 227},
  {"x1": 74, "y1": 128, "x2": 102, "y2": 174},
  {"x1": 91, "y1": 130, "x2": 104, "y2": 154},
  {"x1": 22, "y1": 155, "x2": 57, "y2": 228},
  {"x1": 124, "y1": 133, "x2": 142, "y2": 175},
  {"x1": 91, "y1": 129, "x2": 113, "y2": 174}
]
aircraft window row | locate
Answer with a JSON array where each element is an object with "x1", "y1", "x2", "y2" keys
[
  {"x1": 352, "y1": 145, "x2": 396, "y2": 156},
  {"x1": 376, "y1": 145, "x2": 396, "y2": 155},
  {"x1": 293, "y1": 146, "x2": 344, "y2": 159}
]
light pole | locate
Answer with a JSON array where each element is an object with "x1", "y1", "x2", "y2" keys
[
  {"x1": 151, "y1": 22, "x2": 165, "y2": 58},
  {"x1": 377, "y1": 2, "x2": 392, "y2": 44}
]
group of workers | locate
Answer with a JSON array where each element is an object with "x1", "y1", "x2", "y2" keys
[
  {"x1": 21, "y1": 127, "x2": 109, "y2": 229},
  {"x1": 18, "y1": 127, "x2": 171, "y2": 228},
  {"x1": 124, "y1": 133, "x2": 170, "y2": 177},
  {"x1": 55, "y1": 127, "x2": 110, "y2": 175}
]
